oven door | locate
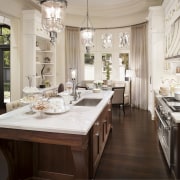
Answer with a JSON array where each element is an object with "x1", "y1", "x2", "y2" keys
[{"x1": 155, "y1": 108, "x2": 171, "y2": 168}]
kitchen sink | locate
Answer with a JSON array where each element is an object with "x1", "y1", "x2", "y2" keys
[{"x1": 74, "y1": 98, "x2": 102, "y2": 106}]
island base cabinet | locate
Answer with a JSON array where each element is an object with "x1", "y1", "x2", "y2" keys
[
  {"x1": 0, "y1": 103, "x2": 112, "y2": 180},
  {"x1": 91, "y1": 103, "x2": 112, "y2": 177}
]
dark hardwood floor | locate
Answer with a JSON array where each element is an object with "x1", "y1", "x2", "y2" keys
[
  {"x1": 95, "y1": 106, "x2": 174, "y2": 180},
  {"x1": 0, "y1": 106, "x2": 174, "y2": 179}
]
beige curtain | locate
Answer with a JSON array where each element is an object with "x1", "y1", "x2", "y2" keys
[
  {"x1": 65, "y1": 26, "x2": 80, "y2": 82},
  {"x1": 130, "y1": 23, "x2": 148, "y2": 110}
]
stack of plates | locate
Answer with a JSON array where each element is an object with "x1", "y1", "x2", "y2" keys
[
  {"x1": 93, "y1": 89, "x2": 101, "y2": 93},
  {"x1": 159, "y1": 86, "x2": 170, "y2": 96}
]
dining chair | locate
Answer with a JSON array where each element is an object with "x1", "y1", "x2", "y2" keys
[
  {"x1": 6, "y1": 100, "x2": 24, "y2": 112},
  {"x1": 58, "y1": 83, "x2": 64, "y2": 93},
  {"x1": 111, "y1": 87, "x2": 125, "y2": 115}
]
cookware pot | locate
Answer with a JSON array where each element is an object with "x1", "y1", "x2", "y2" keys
[{"x1": 174, "y1": 92, "x2": 180, "y2": 101}]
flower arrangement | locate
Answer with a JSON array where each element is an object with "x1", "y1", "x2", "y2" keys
[{"x1": 94, "y1": 80, "x2": 103, "y2": 89}]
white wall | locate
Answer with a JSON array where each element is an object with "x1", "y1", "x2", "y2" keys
[
  {"x1": 56, "y1": 31, "x2": 66, "y2": 85},
  {"x1": 148, "y1": 6, "x2": 164, "y2": 119},
  {"x1": 148, "y1": 0, "x2": 180, "y2": 119},
  {"x1": 0, "y1": 0, "x2": 39, "y2": 100},
  {"x1": 0, "y1": 0, "x2": 163, "y2": 101}
]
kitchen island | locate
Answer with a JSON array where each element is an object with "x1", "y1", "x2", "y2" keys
[{"x1": 0, "y1": 90, "x2": 113, "y2": 180}]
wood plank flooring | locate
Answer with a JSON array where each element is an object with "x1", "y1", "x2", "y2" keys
[
  {"x1": 0, "y1": 106, "x2": 174, "y2": 179},
  {"x1": 95, "y1": 106, "x2": 174, "y2": 180}
]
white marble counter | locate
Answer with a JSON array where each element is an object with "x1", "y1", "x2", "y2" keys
[
  {"x1": 155, "y1": 90, "x2": 180, "y2": 123},
  {"x1": 0, "y1": 90, "x2": 113, "y2": 135},
  {"x1": 171, "y1": 113, "x2": 180, "y2": 123}
]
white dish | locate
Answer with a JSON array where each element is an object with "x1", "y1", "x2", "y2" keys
[
  {"x1": 93, "y1": 89, "x2": 101, "y2": 93},
  {"x1": 44, "y1": 106, "x2": 70, "y2": 114}
]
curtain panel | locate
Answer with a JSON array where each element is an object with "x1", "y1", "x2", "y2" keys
[
  {"x1": 65, "y1": 26, "x2": 80, "y2": 82},
  {"x1": 130, "y1": 23, "x2": 148, "y2": 110}
]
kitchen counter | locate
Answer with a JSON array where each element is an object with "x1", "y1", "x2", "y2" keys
[
  {"x1": 171, "y1": 113, "x2": 180, "y2": 123},
  {"x1": 0, "y1": 90, "x2": 113, "y2": 179},
  {"x1": 155, "y1": 91, "x2": 180, "y2": 123},
  {"x1": 0, "y1": 90, "x2": 113, "y2": 135}
]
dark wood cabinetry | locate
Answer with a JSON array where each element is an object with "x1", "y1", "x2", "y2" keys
[
  {"x1": 91, "y1": 102, "x2": 112, "y2": 176},
  {"x1": 0, "y1": 102, "x2": 112, "y2": 180},
  {"x1": 171, "y1": 122, "x2": 180, "y2": 179}
]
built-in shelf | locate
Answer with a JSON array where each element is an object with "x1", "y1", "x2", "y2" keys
[{"x1": 23, "y1": 10, "x2": 56, "y2": 88}]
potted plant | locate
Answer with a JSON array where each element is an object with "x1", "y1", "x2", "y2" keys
[
  {"x1": 104, "y1": 60, "x2": 111, "y2": 86},
  {"x1": 106, "y1": 60, "x2": 111, "y2": 81}
]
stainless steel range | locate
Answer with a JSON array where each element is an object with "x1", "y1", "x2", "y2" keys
[
  {"x1": 162, "y1": 97, "x2": 180, "y2": 112},
  {"x1": 155, "y1": 96, "x2": 179, "y2": 168}
]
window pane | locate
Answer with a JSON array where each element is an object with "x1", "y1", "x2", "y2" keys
[
  {"x1": 84, "y1": 53, "x2": 94, "y2": 80},
  {"x1": 85, "y1": 65, "x2": 94, "y2": 80},
  {"x1": 0, "y1": 26, "x2": 10, "y2": 45},
  {"x1": 3, "y1": 50, "x2": 10, "y2": 103},
  {"x1": 3, "y1": 50, "x2": 10, "y2": 67}
]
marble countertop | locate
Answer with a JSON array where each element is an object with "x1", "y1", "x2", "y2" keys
[
  {"x1": 155, "y1": 91, "x2": 180, "y2": 123},
  {"x1": 0, "y1": 90, "x2": 113, "y2": 135},
  {"x1": 171, "y1": 113, "x2": 180, "y2": 123}
]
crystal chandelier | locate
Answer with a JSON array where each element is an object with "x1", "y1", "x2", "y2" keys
[
  {"x1": 80, "y1": 0, "x2": 95, "y2": 53},
  {"x1": 40, "y1": 0, "x2": 67, "y2": 44}
]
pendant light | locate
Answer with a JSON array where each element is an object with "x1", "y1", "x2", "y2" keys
[
  {"x1": 40, "y1": 0, "x2": 67, "y2": 44},
  {"x1": 80, "y1": 0, "x2": 95, "y2": 53}
]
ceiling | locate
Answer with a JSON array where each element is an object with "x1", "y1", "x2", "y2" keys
[
  {"x1": 32, "y1": 0, "x2": 163, "y2": 17},
  {"x1": 66, "y1": 0, "x2": 163, "y2": 18},
  {"x1": 31, "y1": 0, "x2": 163, "y2": 27}
]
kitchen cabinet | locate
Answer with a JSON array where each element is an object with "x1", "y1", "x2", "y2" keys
[
  {"x1": 0, "y1": 91, "x2": 113, "y2": 179},
  {"x1": 91, "y1": 101, "x2": 112, "y2": 176},
  {"x1": 171, "y1": 122, "x2": 180, "y2": 179},
  {"x1": 22, "y1": 10, "x2": 56, "y2": 88}
]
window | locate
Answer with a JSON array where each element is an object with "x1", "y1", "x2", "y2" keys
[
  {"x1": 0, "y1": 24, "x2": 10, "y2": 106},
  {"x1": 119, "y1": 53, "x2": 129, "y2": 81},
  {"x1": 84, "y1": 53, "x2": 94, "y2": 80},
  {"x1": 0, "y1": 25, "x2": 10, "y2": 45}
]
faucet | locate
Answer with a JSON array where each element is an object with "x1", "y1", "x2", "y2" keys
[{"x1": 71, "y1": 81, "x2": 82, "y2": 101}]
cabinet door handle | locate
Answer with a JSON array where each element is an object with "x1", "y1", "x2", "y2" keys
[
  {"x1": 108, "y1": 108, "x2": 111, "y2": 112},
  {"x1": 95, "y1": 122, "x2": 100, "y2": 126},
  {"x1": 95, "y1": 133, "x2": 100, "y2": 154},
  {"x1": 103, "y1": 120, "x2": 107, "y2": 135},
  {"x1": 103, "y1": 120, "x2": 107, "y2": 123}
]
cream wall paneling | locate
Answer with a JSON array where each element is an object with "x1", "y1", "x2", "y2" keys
[
  {"x1": 80, "y1": 28, "x2": 131, "y2": 81},
  {"x1": 22, "y1": 10, "x2": 56, "y2": 88},
  {"x1": 10, "y1": 18, "x2": 22, "y2": 101},
  {"x1": 56, "y1": 30, "x2": 66, "y2": 85},
  {"x1": 148, "y1": 6, "x2": 164, "y2": 119}
]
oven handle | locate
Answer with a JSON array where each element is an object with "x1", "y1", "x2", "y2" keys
[{"x1": 155, "y1": 108, "x2": 170, "y2": 130}]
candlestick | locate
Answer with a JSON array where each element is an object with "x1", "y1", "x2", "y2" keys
[{"x1": 71, "y1": 69, "x2": 76, "y2": 79}]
